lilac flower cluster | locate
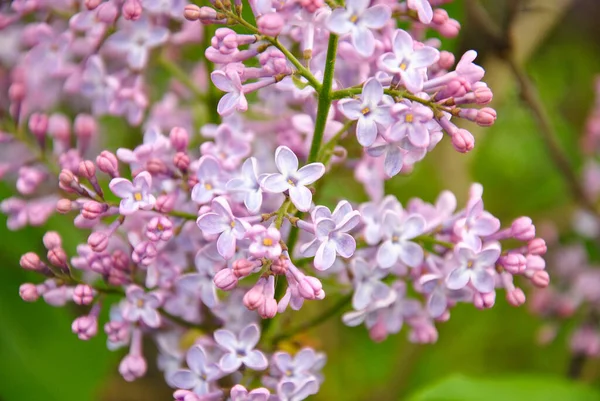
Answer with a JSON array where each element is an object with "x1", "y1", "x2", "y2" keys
[{"x1": 1, "y1": 0, "x2": 546, "y2": 399}]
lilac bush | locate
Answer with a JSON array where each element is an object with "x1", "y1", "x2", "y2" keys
[{"x1": 1, "y1": 0, "x2": 549, "y2": 399}]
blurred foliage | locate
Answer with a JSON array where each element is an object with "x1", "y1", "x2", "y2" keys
[{"x1": 3, "y1": 1, "x2": 600, "y2": 401}]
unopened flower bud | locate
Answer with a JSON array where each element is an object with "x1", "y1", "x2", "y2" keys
[
  {"x1": 59, "y1": 169, "x2": 76, "y2": 190},
  {"x1": 132, "y1": 241, "x2": 157, "y2": 266},
  {"x1": 258, "y1": 298, "x2": 277, "y2": 318},
  {"x1": 451, "y1": 129, "x2": 474, "y2": 153},
  {"x1": 527, "y1": 238, "x2": 547, "y2": 255},
  {"x1": 499, "y1": 253, "x2": 526, "y2": 274},
  {"x1": 214, "y1": 268, "x2": 238, "y2": 290},
  {"x1": 88, "y1": 231, "x2": 110, "y2": 252},
  {"x1": 437, "y1": 51, "x2": 455, "y2": 70},
  {"x1": 169, "y1": 127, "x2": 189, "y2": 151},
  {"x1": 56, "y1": 198, "x2": 73, "y2": 214},
  {"x1": 526, "y1": 254, "x2": 545, "y2": 271},
  {"x1": 43, "y1": 231, "x2": 62, "y2": 250},
  {"x1": 9, "y1": 82, "x2": 25, "y2": 102},
  {"x1": 122, "y1": 0, "x2": 142, "y2": 20},
  {"x1": 73, "y1": 284, "x2": 95, "y2": 305},
  {"x1": 243, "y1": 278, "x2": 266, "y2": 310},
  {"x1": 531, "y1": 270, "x2": 550, "y2": 288},
  {"x1": 78, "y1": 160, "x2": 96, "y2": 179},
  {"x1": 474, "y1": 85, "x2": 493, "y2": 104},
  {"x1": 233, "y1": 258, "x2": 258, "y2": 278},
  {"x1": 96, "y1": 1, "x2": 118, "y2": 23},
  {"x1": 257, "y1": 13, "x2": 284, "y2": 37},
  {"x1": 82, "y1": 201, "x2": 107, "y2": 220},
  {"x1": 475, "y1": 107, "x2": 497, "y2": 127},
  {"x1": 271, "y1": 257, "x2": 288, "y2": 275},
  {"x1": 85, "y1": 0, "x2": 102, "y2": 9},
  {"x1": 183, "y1": 4, "x2": 202, "y2": 20},
  {"x1": 146, "y1": 158, "x2": 167, "y2": 175},
  {"x1": 119, "y1": 354, "x2": 147, "y2": 382},
  {"x1": 47, "y1": 248, "x2": 68, "y2": 269},
  {"x1": 506, "y1": 288, "x2": 526, "y2": 307},
  {"x1": 48, "y1": 113, "x2": 71, "y2": 144},
  {"x1": 511, "y1": 216, "x2": 535, "y2": 241},
  {"x1": 174, "y1": 152, "x2": 190, "y2": 172},
  {"x1": 72, "y1": 315, "x2": 98, "y2": 340},
  {"x1": 113, "y1": 249, "x2": 130, "y2": 271},
  {"x1": 20, "y1": 252, "x2": 41, "y2": 271},
  {"x1": 473, "y1": 291, "x2": 496, "y2": 309},
  {"x1": 19, "y1": 283, "x2": 40, "y2": 302},
  {"x1": 28, "y1": 112, "x2": 48, "y2": 141},
  {"x1": 96, "y1": 151, "x2": 119, "y2": 177}
]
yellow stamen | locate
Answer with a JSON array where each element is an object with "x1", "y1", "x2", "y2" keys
[
  {"x1": 405, "y1": 113, "x2": 414, "y2": 123},
  {"x1": 134, "y1": 192, "x2": 142, "y2": 201},
  {"x1": 392, "y1": 235, "x2": 399, "y2": 242},
  {"x1": 287, "y1": 179, "x2": 295, "y2": 187},
  {"x1": 350, "y1": 15, "x2": 358, "y2": 23},
  {"x1": 230, "y1": 221, "x2": 236, "y2": 228},
  {"x1": 204, "y1": 183, "x2": 213, "y2": 190},
  {"x1": 361, "y1": 107, "x2": 370, "y2": 115},
  {"x1": 400, "y1": 63, "x2": 407, "y2": 71},
  {"x1": 263, "y1": 238, "x2": 274, "y2": 246},
  {"x1": 137, "y1": 299, "x2": 144, "y2": 308}
]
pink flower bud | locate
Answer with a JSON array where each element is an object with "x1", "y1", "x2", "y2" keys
[
  {"x1": 169, "y1": 127, "x2": 189, "y2": 151},
  {"x1": 438, "y1": 19, "x2": 460, "y2": 38},
  {"x1": 96, "y1": 1, "x2": 118, "y2": 23},
  {"x1": 122, "y1": 0, "x2": 142, "y2": 20},
  {"x1": 526, "y1": 254, "x2": 545, "y2": 271},
  {"x1": 451, "y1": 129, "x2": 474, "y2": 153},
  {"x1": 146, "y1": 158, "x2": 167, "y2": 175},
  {"x1": 132, "y1": 241, "x2": 157, "y2": 266},
  {"x1": 297, "y1": 275, "x2": 323, "y2": 300},
  {"x1": 506, "y1": 288, "x2": 526, "y2": 307},
  {"x1": 113, "y1": 249, "x2": 130, "y2": 271},
  {"x1": 82, "y1": 201, "x2": 107, "y2": 220},
  {"x1": 108, "y1": 268, "x2": 130, "y2": 286},
  {"x1": 59, "y1": 169, "x2": 76, "y2": 190},
  {"x1": 146, "y1": 216, "x2": 174, "y2": 241},
  {"x1": 243, "y1": 278, "x2": 266, "y2": 310},
  {"x1": 233, "y1": 259, "x2": 259, "y2": 278},
  {"x1": 96, "y1": 151, "x2": 119, "y2": 177},
  {"x1": 28, "y1": 112, "x2": 48, "y2": 140},
  {"x1": 258, "y1": 13, "x2": 284, "y2": 37},
  {"x1": 119, "y1": 354, "x2": 147, "y2": 382},
  {"x1": 19, "y1": 283, "x2": 39, "y2": 302},
  {"x1": 174, "y1": 390, "x2": 202, "y2": 401},
  {"x1": 499, "y1": 253, "x2": 526, "y2": 274},
  {"x1": 511, "y1": 216, "x2": 535, "y2": 241},
  {"x1": 183, "y1": 4, "x2": 202, "y2": 21},
  {"x1": 369, "y1": 319, "x2": 388, "y2": 342},
  {"x1": 9, "y1": 82, "x2": 25, "y2": 102},
  {"x1": 47, "y1": 248, "x2": 68, "y2": 269},
  {"x1": 78, "y1": 160, "x2": 96, "y2": 179},
  {"x1": 432, "y1": 8, "x2": 449, "y2": 24},
  {"x1": 155, "y1": 193, "x2": 176, "y2": 213},
  {"x1": 527, "y1": 238, "x2": 547, "y2": 255},
  {"x1": 474, "y1": 85, "x2": 493, "y2": 104},
  {"x1": 437, "y1": 51, "x2": 455, "y2": 70},
  {"x1": 531, "y1": 270, "x2": 550, "y2": 288},
  {"x1": 74, "y1": 114, "x2": 97, "y2": 142},
  {"x1": 299, "y1": 0, "x2": 323, "y2": 13},
  {"x1": 174, "y1": 152, "x2": 190, "y2": 172},
  {"x1": 20, "y1": 252, "x2": 41, "y2": 271},
  {"x1": 105, "y1": 320, "x2": 130, "y2": 343},
  {"x1": 475, "y1": 107, "x2": 496, "y2": 126},
  {"x1": 87, "y1": 231, "x2": 109, "y2": 253},
  {"x1": 258, "y1": 298, "x2": 278, "y2": 318},
  {"x1": 73, "y1": 284, "x2": 95, "y2": 305},
  {"x1": 473, "y1": 291, "x2": 495, "y2": 309},
  {"x1": 43, "y1": 231, "x2": 62, "y2": 250},
  {"x1": 85, "y1": 0, "x2": 102, "y2": 9},
  {"x1": 271, "y1": 257, "x2": 288, "y2": 275},
  {"x1": 48, "y1": 113, "x2": 71, "y2": 144},
  {"x1": 72, "y1": 314, "x2": 98, "y2": 340},
  {"x1": 56, "y1": 198, "x2": 72, "y2": 214},
  {"x1": 214, "y1": 268, "x2": 238, "y2": 291}
]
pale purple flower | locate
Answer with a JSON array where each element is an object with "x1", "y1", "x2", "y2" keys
[
  {"x1": 197, "y1": 197, "x2": 249, "y2": 259},
  {"x1": 214, "y1": 323, "x2": 268, "y2": 372},
  {"x1": 300, "y1": 201, "x2": 361, "y2": 270},
  {"x1": 117, "y1": 126, "x2": 171, "y2": 170},
  {"x1": 105, "y1": 17, "x2": 169, "y2": 70},
  {"x1": 407, "y1": 0, "x2": 433, "y2": 24},
  {"x1": 446, "y1": 243, "x2": 500, "y2": 293},
  {"x1": 80, "y1": 55, "x2": 119, "y2": 115},
  {"x1": 261, "y1": 146, "x2": 325, "y2": 212},
  {"x1": 387, "y1": 100, "x2": 434, "y2": 147},
  {"x1": 326, "y1": 0, "x2": 392, "y2": 57},
  {"x1": 109, "y1": 171, "x2": 156, "y2": 215},
  {"x1": 379, "y1": 29, "x2": 439, "y2": 92},
  {"x1": 338, "y1": 78, "x2": 393, "y2": 147},
  {"x1": 177, "y1": 245, "x2": 227, "y2": 307},
  {"x1": 453, "y1": 184, "x2": 500, "y2": 248},
  {"x1": 200, "y1": 124, "x2": 251, "y2": 170},
  {"x1": 109, "y1": 75, "x2": 149, "y2": 126},
  {"x1": 248, "y1": 225, "x2": 282, "y2": 259},
  {"x1": 350, "y1": 257, "x2": 392, "y2": 310},
  {"x1": 122, "y1": 285, "x2": 163, "y2": 328},
  {"x1": 226, "y1": 157, "x2": 264, "y2": 213},
  {"x1": 191, "y1": 156, "x2": 226, "y2": 205},
  {"x1": 170, "y1": 345, "x2": 222, "y2": 396},
  {"x1": 230, "y1": 385, "x2": 271, "y2": 401},
  {"x1": 269, "y1": 348, "x2": 326, "y2": 386},
  {"x1": 419, "y1": 256, "x2": 471, "y2": 318},
  {"x1": 376, "y1": 212, "x2": 426, "y2": 268},
  {"x1": 276, "y1": 379, "x2": 319, "y2": 401},
  {"x1": 366, "y1": 138, "x2": 406, "y2": 177},
  {"x1": 359, "y1": 196, "x2": 402, "y2": 245},
  {"x1": 211, "y1": 69, "x2": 248, "y2": 116}
]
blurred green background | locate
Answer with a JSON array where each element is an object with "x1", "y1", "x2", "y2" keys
[{"x1": 3, "y1": 0, "x2": 600, "y2": 400}]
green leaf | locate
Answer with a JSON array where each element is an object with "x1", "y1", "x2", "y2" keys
[{"x1": 407, "y1": 374, "x2": 600, "y2": 401}]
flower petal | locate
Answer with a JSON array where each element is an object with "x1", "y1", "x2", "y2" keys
[
  {"x1": 289, "y1": 185, "x2": 313, "y2": 212},
  {"x1": 446, "y1": 266, "x2": 470, "y2": 290},
  {"x1": 356, "y1": 117, "x2": 378, "y2": 147},
  {"x1": 397, "y1": 240, "x2": 424, "y2": 268},
  {"x1": 361, "y1": 4, "x2": 391, "y2": 29},
  {"x1": 243, "y1": 350, "x2": 268, "y2": 370},
  {"x1": 376, "y1": 240, "x2": 398, "y2": 268}
]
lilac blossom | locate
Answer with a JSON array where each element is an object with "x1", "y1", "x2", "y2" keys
[
  {"x1": 377, "y1": 212, "x2": 426, "y2": 268},
  {"x1": 407, "y1": 0, "x2": 434, "y2": 24},
  {"x1": 214, "y1": 323, "x2": 268, "y2": 372},
  {"x1": 326, "y1": 0, "x2": 392, "y2": 57},
  {"x1": 261, "y1": 146, "x2": 325, "y2": 212},
  {"x1": 197, "y1": 197, "x2": 249, "y2": 259},
  {"x1": 247, "y1": 225, "x2": 282, "y2": 259},
  {"x1": 109, "y1": 171, "x2": 156, "y2": 215},
  {"x1": 226, "y1": 157, "x2": 264, "y2": 213},
  {"x1": 122, "y1": 285, "x2": 163, "y2": 328},
  {"x1": 338, "y1": 78, "x2": 393, "y2": 147},
  {"x1": 191, "y1": 156, "x2": 226, "y2": 205},
  {"x1": 446, "y1": 243, "x2": 501, "y2": 294},
  {"x1": 350, "y1": 257, "x2": 392, "y2": 310},
  {"x1": 211, "y1": 69, "x2": 248, "y2": 116},
  {"x1": 379, "y1": 29, "x2": 439, "y2": 92},
  {"x1": 170, "y1": 345, "x2": 222, "y2": 396}
]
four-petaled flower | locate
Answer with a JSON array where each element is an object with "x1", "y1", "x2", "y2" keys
[
  {"x1": 261, "y1": 146, "x2": 325, "y2": 212},
  {"x1": 170, "y1": 345, "x2": 222, "y2": 396},
  {"x1": 338, "y1": 78, "x2": 393, "y2": 147},
  {"x1": 379, "y1": 29, "x2": 439, "y2": 93},
  {"x1": 326, "y1": 0, "x2": 392, "y2": 57},
  {"x1": 211, "y1": 69, "x2": 247, "y2": 116},
  {"x1": 226, "y1": 157, "x2": 264, "y2": 213},
  {"x1": 197, "y1": 197, "x2": 249, "y2": 259},
  {"x1": 376, "y1": 212, "x2": 426, "y2": 268},
  {"x1": 214, "y1": 323, "x2": 269, "y2": 372},
  {"x1": 109, "y1": 171, "x2": 156, "y2": 215},
  {"x1": 191, "y1": 155, "x2": 225, "y2": 205},
  {"x1": 446, "y1": 243, "x2": 500, "y2": 294},
  {"x1": 122, "y1": 285, "x2": 163, "y2": 328}
]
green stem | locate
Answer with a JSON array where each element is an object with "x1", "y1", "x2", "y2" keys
[
  {"x1": 166, "y1": 209, "x2": 199, "y2": 220},
  {"x1": 317, "y1": 119, "x2": 354, "y2": 164},
  {"x1": 308, "y1": 34, "x2": 338, "y2": 163},
  {"x1": 414, "y1": 235, "x2": 454, "y2": 249},
  {"x1": 270, "y1": 293, "x2": 352, "y2": 345}
]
